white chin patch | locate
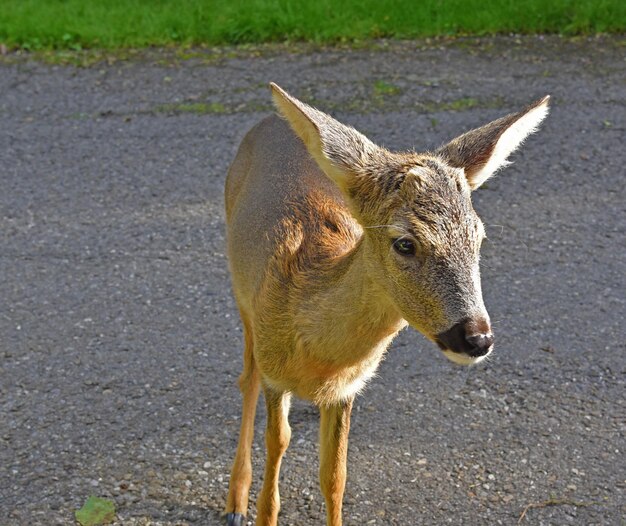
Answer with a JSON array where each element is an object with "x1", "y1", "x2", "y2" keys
[{"x1": 442, "y1": 350, "x2": 490, "y2": 366}]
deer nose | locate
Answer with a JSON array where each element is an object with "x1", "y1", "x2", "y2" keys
[
  {"x1": 436, "y1": 318, "x2": 494, "y2": 358},
  {"x1": 465, "y1": 332, "x2": 494, "y2": 355}
]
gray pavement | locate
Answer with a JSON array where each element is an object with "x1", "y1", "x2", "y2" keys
[{"x1": 1, "y1": 36, "x2": 624, "y2": 525}]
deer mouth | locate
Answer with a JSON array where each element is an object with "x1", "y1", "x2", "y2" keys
[{"x1": 439, "y1": 348, "x2": 491, "y2": 366}]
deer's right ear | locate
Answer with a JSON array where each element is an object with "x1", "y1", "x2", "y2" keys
[{"x1": 270, "y1": 83, "x2": 380, "y2": 194}]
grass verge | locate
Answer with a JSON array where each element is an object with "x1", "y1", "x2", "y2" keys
[{"x1": 0, "y1": 0, "x2": 625, "y2": 51}]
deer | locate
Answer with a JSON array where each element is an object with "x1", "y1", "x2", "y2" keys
[{"x1": 223, "y1": 83, "x2": 549, "y2": 526}]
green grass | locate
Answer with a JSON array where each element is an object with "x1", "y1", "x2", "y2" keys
[
  {"x1": 155, "y1": 102, "x2": 228, "y2": 114},
  {"x1": 373, "y1": 80, "x2": 402, "y2": 97},
  {"x1": 0, "y1": 0, "x2": 624, "y2": 50}
]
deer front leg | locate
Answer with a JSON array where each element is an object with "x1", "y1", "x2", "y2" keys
[
  {"x1": 319, "y1": 397, "x2": 354, "y2": 526},
  {"x1": 225, "y1": 321, "x2": 261, "y2": 526},
  {"x1": 256, "y1": 386, "x2": 292, "y2": 526}
]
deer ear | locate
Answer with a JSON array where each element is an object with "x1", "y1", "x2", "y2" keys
[
  {"x1": 437, "y1": 96, "x2": 550, "y2": 190},
  {"x1": 270, "y1": 83, "x2": 380, "y2": 193}
]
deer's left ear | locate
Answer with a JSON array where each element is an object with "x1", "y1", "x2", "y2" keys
[{"x1": 436, "y1": 96, "x2": 550, "y2": 190}]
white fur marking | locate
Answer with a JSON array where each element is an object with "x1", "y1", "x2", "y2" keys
[
  {"x1": 408, "y1": 166, "x2": 428, "y2": 178},
  {"x1": 442, "y1": 349, "x2": 490, "y2": 366}
]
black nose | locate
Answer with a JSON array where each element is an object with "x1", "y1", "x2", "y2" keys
[
  {"x1": 436, "y1": 318, "x2": 494, "y2": 358},
  {"x1": 466, "y1": 333, "x2": 494, "y2": 353}
]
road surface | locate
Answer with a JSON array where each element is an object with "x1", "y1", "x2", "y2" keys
[{"x1": 1, "y1": 36, "x2": 624, "y2": 525}]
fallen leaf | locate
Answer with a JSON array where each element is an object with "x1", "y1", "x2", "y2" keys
[{"x1": 75, "y1": 496, "x2": 116, "y2": 526}]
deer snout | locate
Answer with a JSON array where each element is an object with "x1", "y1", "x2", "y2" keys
[
  {"x1": 465, "y1": 332, "x2": 494, "y2": 354},
  {"x1": 436, "y1": 317, "x2": 493, "y2": 365}
]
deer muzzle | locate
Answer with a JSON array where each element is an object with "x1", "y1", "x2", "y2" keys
[{"x1": 435, "y1": 316, "x2": 494, "y2": 364}]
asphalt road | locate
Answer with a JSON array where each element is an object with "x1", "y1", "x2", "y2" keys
[{"x1": 1, "y1": 36, "x2": 624, "y2": 525}]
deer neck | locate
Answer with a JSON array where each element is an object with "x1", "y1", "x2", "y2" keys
[{"x1": 299, "y1": 236, "x2": 407, "y2": 360}]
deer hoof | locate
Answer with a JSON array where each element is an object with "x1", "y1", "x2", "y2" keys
[{"x1": 225, "y1": 512, "x2": 246, "y2": 526}]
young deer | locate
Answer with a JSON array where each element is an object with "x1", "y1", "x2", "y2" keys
[{"x1": 223, "y1": 83, "x2": 549, "y2": 525}]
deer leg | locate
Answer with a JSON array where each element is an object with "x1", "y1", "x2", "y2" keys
[
  {"x1": 319, "y1": 397, "x2": 354, "y2": 526},
  {"x1": 225, "y1": 320, "x2": 261, "y2": 525},
  {"x1": 256, "y1": 386, "x2": 292, "y2": 526}
]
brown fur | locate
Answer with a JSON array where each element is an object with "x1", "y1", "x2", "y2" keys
[{"x1": 223, "y1": 84, "x2": 549, "y2": 525}]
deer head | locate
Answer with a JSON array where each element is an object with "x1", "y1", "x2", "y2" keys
[{"x1": 271, "y1": 83, "x2": 549, "y2": 365}]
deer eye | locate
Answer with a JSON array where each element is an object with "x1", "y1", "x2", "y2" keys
[{"x1": 392, "y1": 237, "x2": 416, "y2": 256}]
